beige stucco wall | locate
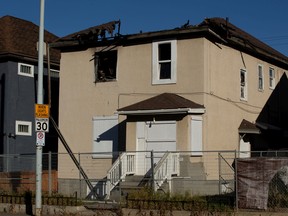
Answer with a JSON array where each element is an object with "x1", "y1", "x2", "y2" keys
[
  {"x1": 204, "y1": 40, "x2": 284, "y2": 152},
  {"x1": 202, "y1": 40, "x2": 285, "y2": 178},
  {"x1": 58, "y1": 36, "x2": 286, "y2": 180}
]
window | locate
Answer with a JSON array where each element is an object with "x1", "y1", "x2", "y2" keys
[
  {"x1": 92, "y1": 115, "x2": 118, "y2": 158},
  {"x1": 152, "y1": 40, "x2": 177, "y2": 84},
  {"x1": 18, "y1": 63, "x2": 34, "y2": 77},
  {"x1": 15, "y1": 121, "x2": 32, "y2": 136},
  {"x1": 240, "y1": 69, "x2": 247, "y2": 100},
  {"x1": 50, "y1": 69, "x2": 60, "y2": 78},
  {"x1": 269, "y1": 67, "x2": 275, "y2": 89},
  {"x1": 94, "y1": 50, "x2": 117, "y2": 82},
  {"x1": 258, "y1": 64, "x2": 264, "y2": 91}
]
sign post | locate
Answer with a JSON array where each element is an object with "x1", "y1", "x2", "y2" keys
[
  {"x1": 35, "y1": 104, "x2": 49, "y2": 216},
  {"x1": 36, "y1": 0, "x2": 45, "y2": 215}
]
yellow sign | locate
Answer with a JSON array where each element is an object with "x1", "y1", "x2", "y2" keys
[{"x1": 35, "y1": 104, "x2": 49, "y2": 118}]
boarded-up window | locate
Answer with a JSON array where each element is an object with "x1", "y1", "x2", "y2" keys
[
  {"x1": 92, "y1": 115, "x2": 118, "y2": 158},
  {"x1": 190, "y1": 116, "x2": 203, "y2": 156}
]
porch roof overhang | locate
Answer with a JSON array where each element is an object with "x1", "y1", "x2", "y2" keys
[
  {"x1": 116, "y1": 93, "x2": 205, "y2": 116},
  {"x1": 116, "y1": 108, "x2": 205, "y2": 115},
  {"x1": 239, "y1": 119, "x2": 261, "y2": 134},
  {"x1": 239, "y1": 128, "x2": 261, "y2": 134}
]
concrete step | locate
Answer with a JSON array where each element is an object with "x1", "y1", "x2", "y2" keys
[{"x1": 120, "y1": 175, "x2": 148, "y2": 188}]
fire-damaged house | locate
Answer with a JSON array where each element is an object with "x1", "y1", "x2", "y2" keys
[{"x1": 51, "y1": 17, "x2": 288, "y2": 199}]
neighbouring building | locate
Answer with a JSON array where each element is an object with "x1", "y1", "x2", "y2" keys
[
  {"x1": 52, "y1": 18, "x2": 288, "y2": 198},
  {"x1": 0, "y1": 15, "x2": 60, "y2": 172}
]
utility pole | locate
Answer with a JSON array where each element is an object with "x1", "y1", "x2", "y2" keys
[{"x1": 36, "y1": 0, "x2": 45, "y2": 215}]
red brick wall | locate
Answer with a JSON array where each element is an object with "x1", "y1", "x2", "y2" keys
[{"x1": 0, "y1": 171, "x2": 58, "y2": 194}]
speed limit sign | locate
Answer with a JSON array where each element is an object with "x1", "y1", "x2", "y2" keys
[{"x1": 35, "y1": 118, "x2": 49, "y2": 132}]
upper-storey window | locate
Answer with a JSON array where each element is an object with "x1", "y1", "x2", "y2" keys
[
  {"x1": 258, "y1": 64, "x2": 264, "y2": 91},
  {"x1": 152, "y1": 40, "x2": 177, "y2": 84},
  {"x1": 240, "y1": 69, "x2": 247, "y2": 100},
  {"x1": 269, "y1": 67, "x2": 275, "y2": 89},
  {"x1": 18, "y1": 63, "x2": 34, "y2": 77},
  {"x1": 94, "y1": 50, "x2": 117, "y2": 82},
  {"x1": 15, "y1": 120, "x2": 32, "y2": 136}
]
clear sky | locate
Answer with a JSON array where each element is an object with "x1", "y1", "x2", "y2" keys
[{"x1": 1, "y1": 0, "x2": 288, "y2": 56}]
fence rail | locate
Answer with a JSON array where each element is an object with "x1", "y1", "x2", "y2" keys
[{"x1": 0, "y1": 151, "x2": 288, "y2": 212}]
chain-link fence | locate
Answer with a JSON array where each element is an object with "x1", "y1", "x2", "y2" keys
[{"x1": 0, "y1": 151, "x2": 288, "y2": 212}]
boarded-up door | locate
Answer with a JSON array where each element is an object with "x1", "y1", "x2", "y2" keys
[{"x1": 136, "y1": 121, "x2": 176, "y2": 175}]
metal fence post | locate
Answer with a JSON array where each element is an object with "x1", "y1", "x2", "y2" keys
[
  {"x1": 119, "y1": 151, "x2": 122, "y2": 202},
  {"x1": 78, "y1": 153, "x2": 81, "y2": 198},
  {"x1": 235, "y1": 150, "x2": 238, "y2": 211},
  {"x1": 151, "y1": 150, "x2": 154, "y2": 191},
  {"x1": 48, "y1": 151, "x2": 51, "y2": 196},
  {"x1": 218, "y1": 152, "x2": 221, "y2": 194}
]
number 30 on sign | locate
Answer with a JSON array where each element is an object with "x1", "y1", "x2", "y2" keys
[{"x1": 35, "y1": 118, "x2": 49, "y2": 132}]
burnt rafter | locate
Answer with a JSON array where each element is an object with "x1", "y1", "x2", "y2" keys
[{"x1": 73, "y1": 20, "x2": 121, "y2": 44}]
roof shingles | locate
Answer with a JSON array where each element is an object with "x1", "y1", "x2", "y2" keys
[
  {"x1": 0, "y1": 15, "x2": 60, "y2": 63},
  {"x1": 118, "y1": 93, "x2": 204, "y2": 112}
]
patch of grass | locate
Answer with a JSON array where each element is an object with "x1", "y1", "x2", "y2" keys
[
  {"x1": 0, "y1": 190, "x2": 82, "y2": 206},
  {"x1": 126, "y1": 187, "x2": 234, "y2": 213}
]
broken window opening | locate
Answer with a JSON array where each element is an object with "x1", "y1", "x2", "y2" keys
[{"x1": 94, "y1": 50, "x2": 117, "y2": 82}]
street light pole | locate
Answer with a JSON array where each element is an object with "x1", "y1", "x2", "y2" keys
[{"x1": 36, "y1": 0, "x2": 45, "y2": 215}]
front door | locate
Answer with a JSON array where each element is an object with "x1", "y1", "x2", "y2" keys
[{"x1": 136, "y1": 121, "x2": 176, "y2": 175}]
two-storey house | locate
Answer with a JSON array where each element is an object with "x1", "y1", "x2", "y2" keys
[
  {"x1": 0, "y1": 15, "x2": 60, "y2": 172},
  {"x1": 53, "y1": 18, "x2": 288, "y2": 198}
]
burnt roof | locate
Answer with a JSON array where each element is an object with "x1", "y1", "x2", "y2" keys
[
  {"x1": 60, "y1": 20, "x2": 120, "y2": 41},
  {"x1": 198, "y1": 18, "x2": 288, "y2": 68},
  {"x1": 0, "y1": 15, "x2": 60, "y2": 65},
  {"x1": 53, "y1": 17, "x2": 288, "y2": 69},
  {"x1": 118, "y1": 93, "x2": 204, "y2": 112}
]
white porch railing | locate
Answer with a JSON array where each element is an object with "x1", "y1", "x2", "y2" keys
[
  {"x1": 105, "y1": 152, "x2": 136, "y2": 198},
  {"x1": 153, "y1": 152, "x2": 180, "y2": 192}
]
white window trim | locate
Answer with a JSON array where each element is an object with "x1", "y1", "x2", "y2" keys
[
  {"x1": 269, "y1": 67, "x2": 275, "y2": 89},
  {"x1": 258, "y1": 64, "x2": 264, "y2": 91},
  {"x1": 18, "y1": 63, "x2": 34, "y2": 77},
  {"x1": 15, "y1": 120, "x2": 32, "y2": 136},
  {"x1": 240, "y1": 69, "x2": 248, "y2": 101},
  {"x1": 152, "y1": 40, "x2": 177, "y2": 85}
]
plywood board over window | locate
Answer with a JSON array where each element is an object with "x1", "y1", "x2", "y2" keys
[
  {"x1": 92, "y1": 115, "x2": 118, "y2": 158},
  {"x1": 190, "y1": 116, "x2": 203, "y2": 156}
]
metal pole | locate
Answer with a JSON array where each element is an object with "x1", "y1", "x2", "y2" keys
[
  {"x1": 151, "y1": 150, "x2": 154, "y2": 191},
  {"x1": 218, "y1": 152, "x2": 221, "y2": 194},
  {"x1": 36, "y1": 0, "x2": 45, "y2": 215},
  {"x1": 78, "y1": 153, "x2": 81, "y2": 198},
  {"x1": 6, "y1": 136, "x2": 9, "y2": 172},
  {"x1": 235, "y1": 150, "x2": 238, "y2": 211},
  {"x1": 48, "y1": 151, "x2": 52, "y2": 196}
]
